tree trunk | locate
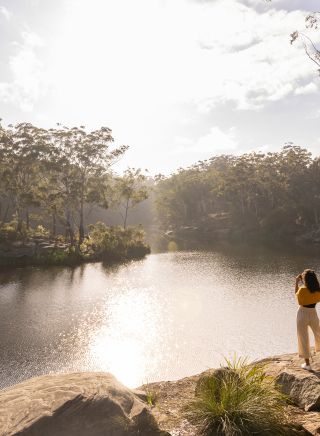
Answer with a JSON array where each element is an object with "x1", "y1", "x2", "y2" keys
[
  {"x1": 16, "y1": 207, "x2": 23, "y2": 233},
  {"x1": 66, "y1": 209, "x2": 75, "y2": 246},
  {"x1": 123, "y1": 198, "x2": 130, "y2": 229},
  {"x1": 52, "y1": 211, "x2": 56, "y2": 237},
  {"x1": 0, "y1": 202, "x2": 10, "y2": 227},
  {"x1": 26, "y1": 209, "x2": 30, "y2": 230},
  {"x1": 79, "y1": 197, "x2": 84, "y2": 244}
]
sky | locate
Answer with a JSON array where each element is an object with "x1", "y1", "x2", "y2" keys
[{"x1": 0, "y1": 0, "x2": 319, "y2": 174}]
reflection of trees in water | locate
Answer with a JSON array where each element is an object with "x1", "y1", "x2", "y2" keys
[
  {"x1": 0, "y1": 265, "x2": 81, "y2": 288},
  {"x1": 101, "y1": 260, "x2": 128, "y2": 275}
]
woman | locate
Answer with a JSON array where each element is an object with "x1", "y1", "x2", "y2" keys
[{"x1": 295, "y1": 269, "x2": 320, "y2": 370}]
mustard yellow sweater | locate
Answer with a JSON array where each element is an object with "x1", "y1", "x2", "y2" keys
[{"x1": 296, "y1": 286, "x2": 320, "y2": 306}]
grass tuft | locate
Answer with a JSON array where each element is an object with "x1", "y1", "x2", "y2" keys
[
  {"x1": 143, "y1": 380, "x2": 158, "y2": 407},
  {"x1": 185, "y1": 357, "x2": 290, "y2": 436}
]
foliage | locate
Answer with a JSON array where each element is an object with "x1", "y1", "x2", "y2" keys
[
  {"x1": 31, "y1": 248, "x2": 82, "y2": 266},
  {"x1": 45, "y1": 124, "x2": 128, "y2": 243},
  {"x1": 81, "y1": 222, "x2": 150, "y2": 260},
  {"x1": 144, "y1": 383, "x2": 158, "y2": 407},
  {"x1": 0, "y1": 121, "x2": 140, "y2": 248},
  {"x1": 0, "y1": 221, "x2": 20, "y2": 242},
  {"x1": 155, "y1": 145, "x2": 320, "y2": 243},
  {"x1": 0, "y1": 220, "x2": 150, "y2": 266},
  {"x1": 290, "y1": 12, "x2": 320, "y2": 73},
  {"x1": 113, "y1": 168, "x2": 149, "y2": 228},
  {"x1": 0, "y1": 120, "x2": 151, "y2": 266},
  {"x1": 185, "y1": 357, "x2": 289, "y2": 436}
]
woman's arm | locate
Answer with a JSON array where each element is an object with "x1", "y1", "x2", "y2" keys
[{"x1": 295, "y1": 274, "x2": 302, "y2": 294}]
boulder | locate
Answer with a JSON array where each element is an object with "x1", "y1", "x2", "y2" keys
[
  {"x1": 276, "y1": 370, "x2": 320, "y2": 411},
  {"x1": 0, "y1": 372, "x2": 170, "y2": 436}
]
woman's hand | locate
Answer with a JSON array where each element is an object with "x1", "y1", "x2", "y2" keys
[{"x1": 295, "y1": 274, "x2": 302, "y2": 293}]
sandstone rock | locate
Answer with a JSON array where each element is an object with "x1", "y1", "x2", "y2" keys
[
  {"x1": 276, "y1": 370, "x2": 320, "y2": 411},
  {"x1": 38, "y1": 245, "x2": 56, "y2": 251},
  {"x1": 141, "y1": 353, "x2": 320, "y2": 436},
  {"x1": 0, "y1": 372, "x2": 170, "y2": 436}
]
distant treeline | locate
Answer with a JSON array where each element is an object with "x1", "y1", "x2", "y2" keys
[{"x1": 155, "y1": 145, "x2": 320, "y2": 243}]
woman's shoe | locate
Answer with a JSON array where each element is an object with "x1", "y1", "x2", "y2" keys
[{"x1": 301, "y1": 363, "x2": 312, "y2": 371}]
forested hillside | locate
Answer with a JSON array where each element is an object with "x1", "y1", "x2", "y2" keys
[{"x1": 155, "y1": 145, "x2": 320, "y2": 244}]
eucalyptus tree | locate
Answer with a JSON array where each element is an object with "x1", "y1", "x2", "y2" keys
[
  {"x1": 266, "y1": 0, "x2": 320, "y2": 71},
  {"x1": 290, "y1": 12, "x2": 320, "y2": 71},
  {"x1": 114, "y1": 168, "x2": 149, "y2": 228},
  {"x1": 0, "y1": 122, "x2": 49, "y2": 233},
  {"x1": 47, "y1": 125, "x2": 128, "y2": 244}
]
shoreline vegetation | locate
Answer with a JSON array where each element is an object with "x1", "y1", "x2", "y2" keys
[
  {"x1": 0, "y1": 222, "x2": 150, "y2": 268},
  {"x1": 0, "y1": 122, "x2": 151, "y2": 268},
  {"x1": 155, "y1": 145, "x2": 320, "y2": 248}
]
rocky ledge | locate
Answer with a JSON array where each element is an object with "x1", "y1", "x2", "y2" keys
[
  {"x1": 2, "y1": 352, "x2": 320, "y2": 435},
  {"x1": 0, "y1": 372, "x2": 170, "y2": 436},
  {"x1": 141, "y1": 351, "x2": 320, "y2": 435}
]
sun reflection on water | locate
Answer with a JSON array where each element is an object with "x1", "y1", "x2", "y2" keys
[{"x1": 89, "y1": 288, "x2": 159, "y2": 387}]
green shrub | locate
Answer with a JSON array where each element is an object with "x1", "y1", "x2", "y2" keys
[
  {"x1": 0, "y1": 222, "x2": 51, "y2": 242},
  {"x1": 34, "y1": 249, "x2": 81, "y2": 266},
  {"x1": 186, "y1": 358, "x2": 289, "y2": 436},
  {"x1": 0, "y1": 221, "x2": 19, "y2": 242},
  {"x1": 28, "y1": 225, "x2": 50, "y2": 239},
  {"x1": 82, "y1": 222, "x2": 150, "y2": 260}
]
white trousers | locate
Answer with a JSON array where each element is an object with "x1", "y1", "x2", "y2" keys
[{"x1": 297, "y1": 306, "x2": 320, "y2": 358}]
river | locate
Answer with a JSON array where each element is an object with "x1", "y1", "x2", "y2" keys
[{"x1": 0, "y1": 247, "x2": 319, "y2": 389}]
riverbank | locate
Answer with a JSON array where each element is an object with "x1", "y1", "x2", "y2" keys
[
  {"x1": 1, "y1": 352, "x2": 320, "y2": 435},
  {"x1": 0, "y1": 226, "x2": 151, "y2": 268}
]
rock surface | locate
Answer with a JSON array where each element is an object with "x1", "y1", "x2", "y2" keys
[
  {"x1": 140, "y1": 351, "x2": 320, "y2": 435},
  {"x1": 3, "y1": 352, "x2": 320, "y2": 435},
  {"x1": 0, "y1": 372, "x2": 170, "y2": 436}
]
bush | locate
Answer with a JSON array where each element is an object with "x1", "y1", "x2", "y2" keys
[
  {"x1": 0, "y1": 221, "x2": 20, "y2": 242},
  {"x1": 0, "y1": 222, "x2": 51, "y2": 243},
  {"x1": 186, "y1": 358, "x2": 289, "y2": 436},
  {"x1": 81, "y1": 222, "x2": 150, "y2": 261},
  {"x1": 32, "y1": 248, "x2": 82, "y2": 266},
  {"x1": 28, "y1": 225, "x2": 50, "y2": 239}
]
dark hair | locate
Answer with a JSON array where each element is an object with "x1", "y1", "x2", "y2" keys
[{"x1": 303, "y1": 269, "x2": 320, "y2": 293}]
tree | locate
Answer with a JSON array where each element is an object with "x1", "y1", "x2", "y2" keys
[
  {"x1": 290, "y1": 12, "x2": 320, "y2": 72},
  {"x1": 0, "y1": 122, "x2": 49, "y2": 233},
  {"x1": 114, "y1": 168, "x2": 149, "y2": 228},
  {"x1": 266, "y1": 1, "x2": 320, "y2": 72},
  {"x1": 47, "y1": 125, "x2": 128, "y2": 244}
]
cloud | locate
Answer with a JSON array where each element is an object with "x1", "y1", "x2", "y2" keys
[
  {"x1": 0, "y1": 5, "x2": 12, "y2": 21},
  {"x1": 1, "y1": 0, "x2": 319, "y2": 175},
  {"x1": 0, "y1": 30, "x2": 50, "y2": 111},
  {"x1": 187, "y1": 1, "x2": 319, "y2": 111},
  {"x1": 294, "y1": 82, "x2": 318, "y2": 95},
  {"x1": 306, "y1": 109, "x2": 320, "y2": 119},
  {"x1": 196, "y1": 126, "x2": 239, "y2": 153},
  {"x1": 46, "y1": 0, "x2": 319, "y2": 119},
  {"x1": 173, "y1": 126, "x2": 239, "y2": 156}
]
